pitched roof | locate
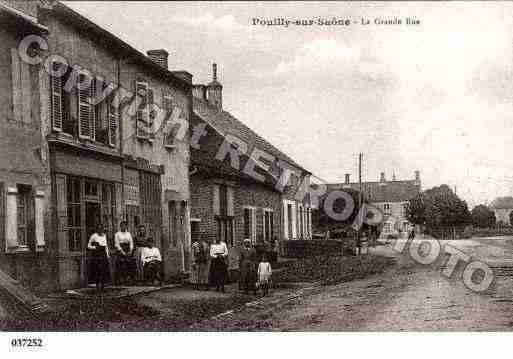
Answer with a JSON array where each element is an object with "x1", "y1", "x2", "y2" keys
[
  {"x1": 326, "y1": 180, "x2": 421, "y2": 203},
  {"x1": 193, "y1": 97, "x2": 309, "y2": 174},
  {"x1": 490, "y1": 196, "x2": 513, "y2": 209}
]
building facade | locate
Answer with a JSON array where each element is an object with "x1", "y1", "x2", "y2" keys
[
  {"x1": 190, "y1": 64, "x2": 312, "y2": 272},
  {"x1": 490, "y1": 197, "x2": 513, "y2": 225},
  {"x1": 0, "y1": 0, "x2": 192, "y2": 291},
  {"x1": 327, "y1": 171, "x2": 421, "y2": 237}
]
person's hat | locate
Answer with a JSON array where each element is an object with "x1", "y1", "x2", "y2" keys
[{"x1": 243, "y1": 238, "x2": 251, "y2": 243}]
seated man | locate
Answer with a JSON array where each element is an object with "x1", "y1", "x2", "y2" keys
[{"x1": 141, "y1": 238, "x2": 163, "y2": 286}]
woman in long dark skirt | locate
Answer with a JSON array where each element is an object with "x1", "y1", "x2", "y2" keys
[
  {"x1": 239, "y1": 239, "x2": 257, "y2": 294},
  {"x1": 87, "y1": 223, "x2": 111, "y2": 292},
  {"x1": 209, "y1": 237, "x2": 228, "y2": 292}
]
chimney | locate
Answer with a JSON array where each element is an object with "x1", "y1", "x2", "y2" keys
[
  {"x1": 147, "y1": 49, "x2": 169, "y2": 69},
  {"x1": 415, "y1": 170, "x2": 420, "y2": 182},
  {"x1": 207, "y1": 62, "x2": 223, "y2": 111},
  {"x1": 192, "y1": 84, "x2": 207, "y2": 100},
  {"x1": 380, "y1": 172, "x2": 386, "y2": 182},
  {"x1": 345, "y1": 173, "x2": 350, "y2": 184}
]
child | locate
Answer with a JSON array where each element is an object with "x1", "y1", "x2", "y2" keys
[{"x1": 257, "y1": 254, "x2": 272, "y2": 296}]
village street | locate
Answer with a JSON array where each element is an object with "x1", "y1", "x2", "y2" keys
[{"x1": 199, "y1": 237, "x2": 513, "y2": 331}]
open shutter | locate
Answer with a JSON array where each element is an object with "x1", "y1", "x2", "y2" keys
[
  {"x1": 50, "y1": 62, "x2": 63, "y2": 131},
  {"x1": 0, "y1": 183, "x2": 4, "y2": 251},
  {"x1": 35, "y1": 190, "x2": 45, "y2": 249},
  {"x1": 213, "y1": 185, "x2": 220, "y2": 216},
  {"x1": 226, "y1": 186, "x2": 234, "y2": 216},
  {"x1": 55, "y1": 174, "x2": 68, "y2": 253},
  {"x1": 78, "y1": 72, "x2": 93, "y2": 139},
  {"x1": 5, "y1": 186, "x2": 18, "y2": 250},
  {"x1": 147, "y1": 88, "x2": 155, "y2": 141},
  {"x1": 11, "y1": 48, "x2": 22, "y2": 123},
  {"x1": 108, "y1": 97, "x2": 118, "y2": 146},
  {"x1": 251, "y1": 208, "x2": 256, "y2": 243},
  {"x1": 135, "y1": 81, "x2": 149, "y2": 139},
  {"x1": 282, "y1": 201, "x2": 288, "y2": 240}
]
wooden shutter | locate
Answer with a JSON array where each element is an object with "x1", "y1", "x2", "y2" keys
[
  {"x1": 147, "y1": 88, "x2": 155, "y2": 141},
  {"x1": 226, "y1": 186, "x2": 234, "y2": 216},
  {"x1": 262, "y1": 210, "x2": 266, "y2": 242},
  {"x1": 34, "y1": 190, "x2": 45, "y2": 248},
  {"x1": 251, "y1": 208, "x2": 256, "y2": 243},
  {"x1": 213, "y1": 185, "x2": 220, "y2": 216},
  {"x1": 135, "y1": 81, "x2": 149, "y2": 139},
  {"x1": 55, "y1": 174, "x2": 68, "y2": 253},
  {"x1": 282, "y1": 201, "x2": 288, "y2": 240},
  {"x1": 0, "y1": 183, "x2": 4, "y2": 250},
  {"x1": 115, "y1": 183, "x2": 123, "y2": 227},
  {"x1": 5, "y1": 186, "x2": 18, "y2": 250},
  {"x1": 11, "y1": 48, "x2": 22, "y2": 123},
  {"x1": 108, "y1": 98, "x2": 117, "y2": 146},
  {"x1": 78, "y1": 72, "x2": 93, "y2": 139},
  {"x1": 50, "y1": 62, "x2": 63, "y2": 131}
]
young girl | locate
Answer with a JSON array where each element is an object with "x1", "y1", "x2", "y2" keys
[
  {"x1": 88, "y1": 223, "x2": 110, "y2": 292},
  {"x1": 257, "y1": 254, "x2": 272, "y2": 296}
]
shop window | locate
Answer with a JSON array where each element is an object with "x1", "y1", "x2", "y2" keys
[
  {"x1": 243, "y1": 207, "x2": 256, "y2": 244},
  {"x1": 84, "y1": 180, "x2": 98, "y2": 198}
]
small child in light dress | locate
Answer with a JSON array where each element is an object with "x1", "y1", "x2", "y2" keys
[{"x1": 257, "y1": 254, "x2": 272, "y2": 296}]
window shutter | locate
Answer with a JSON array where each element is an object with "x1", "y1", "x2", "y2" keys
[
  {"x1": 262, "y1": 210, "x2": 266, "y2": 241},
  {"x1": 108, "y1": 98, "x2": 118, "y2": 146},
  {"x1": 213, "y1": 185, "x2": 220, "y2": 216},
  {"x1": 291, "y1": 203, "x2": 297, "y2": 239},
  {"x1": 50, "y1": 62, "x2": 63, "y2": 131},
  {"x1": 10, "y1": 48, "x2": 22, "y2": 123},
  {"x1": 34, "y1": 190, "x2": 45, "y2": 249},
  {"x1": 282, "y1": 201, "x2": 288, "y2": 240},
  {"x1": 147, "y1": 88, "x2": 155, "y2": 141},
  {"x1": 0, "y1": 183, "x2": 4, "y2": 250},
  {"x1": 55, "y1": 174, "x2": 68, "y2": 252},
  {"x1": 5, "y1": 186, "x2": 18, "y2": 250},
  {"x1": 115, "y1": 183, "x2": 123, "y2": 226},
  {"x1": 135, "y1": 81, "x2": 149, "y2": 139},
  {"x1": 226, "y1": 186, "x2": 234, "y2": 216},
  {"x1": 90, "y1": 78, "x2": 96, "y2": 141},
  {"x1": 251, "y1": 208, "x2": 256, "y2": 243},
  {"x1": 78, "y1": 72, "x2": 93, "y2": 139},
  {"x1": 163, "y1": 95, "x2": 175, "y2": 148}
]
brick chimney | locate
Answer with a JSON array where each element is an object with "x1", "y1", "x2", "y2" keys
[
  {"x1": 207, "y1": 62, "x2": 222, "y2": 111},
  {"x1": 380, "y1": 172, "x2": 386, "y2": 182},
  {"x1": 147, "y1": 49, "x2": 169, "y2": 69},
  {"x1": 414, "y1": 170, "x2": 421, "y2": 184},
  {"x1": 345, "y1": 173, "x2": 350, "y2": 184},
  {"x1": 193, "y1": 84, "x2": 207, "y2": 100}
]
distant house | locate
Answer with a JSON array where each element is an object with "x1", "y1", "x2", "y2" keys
[
  {"x1": 490, "y1": 197, "x2": 513, "y2": 225},
  {"x1": 326, "y1": 171, "x2": 421, "y2": 237}
]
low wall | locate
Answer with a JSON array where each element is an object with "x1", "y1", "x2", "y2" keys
[{"x1": 281, "y1": 240, "x2": 352, "y2": 258}]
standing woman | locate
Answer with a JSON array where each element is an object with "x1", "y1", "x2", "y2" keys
[
  {"x1": 239, "y1": 239, "x2": 257, "y2": 294},
  {"x1": 88, "y1": 223, "x2": 110, "y2": 292},
  {"x1": 133, "y1": 225, "x2": 147, "y2": 283},
  {"x1": 209, "y1": 237, "x2": 228, "y2": 292}
]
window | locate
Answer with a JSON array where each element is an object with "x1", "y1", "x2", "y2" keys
[
  {"x1": 217, "y1": 217, "x2": 234, "y2": 246},
  {"x1": 263, "y1": 209, "x2": 274, "y2": 242},
  {"x1": 383, "y1": 203, "x2": 391, "y2": 215},
  {"x1": 67, "y1": 176, "x2": 82, "y2": 252},
  {"x1": 214, "y1": 184, "x2": 234, "y2": 246},
  {"x1": 16, "y1": 185, "x2": 31, "y2": 247},
  {"x1": 299, "y1": 206, "x2": 304, "y2": 239},
  {"x1": 135, "y1": 81, "x2": 152, "y2": 140},
  {"x1": 243, "y1": 207, "x2": 256, "y2": 244}
]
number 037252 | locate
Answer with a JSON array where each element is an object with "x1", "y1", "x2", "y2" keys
[{"x1": 11, "y1": 338, "x2": 43, "y2": 347}]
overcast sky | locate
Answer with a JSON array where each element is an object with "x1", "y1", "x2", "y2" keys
[{"x1": 65, "y1": 1, "x2": 513, "y2": 208}]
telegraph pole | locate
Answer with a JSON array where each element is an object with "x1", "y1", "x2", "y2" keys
[{"x1": 357, "y1": 153, "x2": 363, "y2": 255}]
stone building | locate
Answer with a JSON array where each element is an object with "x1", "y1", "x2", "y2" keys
[
  {"x1": 0, "y1": 0, "x2": 193, "y2": 290},
  {"x1": 327, "y1": 171, "x2": 421, "y2": 237},
  {"x1": 490, "y1": 197, "x2": 513, "y2": 225},
  {"x1": 190, "y1": 64, "x2": 312, "y2": 272}
]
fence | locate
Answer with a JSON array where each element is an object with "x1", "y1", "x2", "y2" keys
[{"x1": 281, "y1": 239, "x2": 353, "y2": 258}]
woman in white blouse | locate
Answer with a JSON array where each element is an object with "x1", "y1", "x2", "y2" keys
[
  {"x1": 87, "y1": 223, "x2": 110, "y2": 292},
  {"x1": 209, "y1": 237, "x2": 228, "y2": 292}
]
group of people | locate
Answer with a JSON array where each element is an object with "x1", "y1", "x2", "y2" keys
[
  {"x1": 191, "y1": 237, "x2": 273, "y2": 296},
  {"x1": 87, "y1": 221, "x2": 163, "y2": 292}
]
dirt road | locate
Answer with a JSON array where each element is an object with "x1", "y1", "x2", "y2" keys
[{"x1": 206, "y1": 237, "x2": 513, "y2": 331}]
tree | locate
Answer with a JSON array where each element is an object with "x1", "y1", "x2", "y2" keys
[
  {"x1": 471, "y1": 205, "x2": 496, "y2": 228},
  {"x1": 509, "y1": 211, "x2": 513, "y2": 227},
  {"x1": 405, "y1": 184, "x2": 471, "y2": 236}
]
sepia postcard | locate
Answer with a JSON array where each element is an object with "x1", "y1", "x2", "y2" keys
[{"x1": 0, "y1": 0, "x2": 512, "y2": 355}]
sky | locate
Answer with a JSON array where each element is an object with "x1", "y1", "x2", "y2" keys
[{"x1": 64, "y1": 1, "x2": 513, "y2": 208}]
